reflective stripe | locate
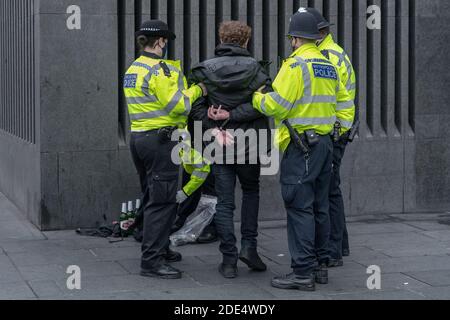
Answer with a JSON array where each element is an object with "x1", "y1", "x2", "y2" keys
[
  {"x1": 129, "y1": 109, "x2": 169, "y2": 121},
  {"x1": 293, "y1": 57, "x2": 312, "y2": 97},
  {"x1": 132, "y1": 62, "x2": 155, "y2": 74},
  {"x1": 296, "y1": 95, "x2": 336, "y2": 105},
  {"x1": 192, "y1": 162, "x2": 207, "y2": 169},
  {"x1": 288, "y1": 116, "x2": 337, "y2": 126},
  {"x1": 328, "y1": 50, "x2": 345, "y2": 67},
  {"x1": 129, "y1": 91, "x2": 183, "y2": 120},
  {"x1": 166, "y1": 91, "x2": 183, "y2": 114},
  {"x1": 328, "y1": 49, "x2": 354, "y2": 92},
  {"x1": 336, "y1": 100, "x2": 354, "y2": 111},
  {"x1": 126, "y1": 95, "x2": 157, "y2": 105},
  {"x1": 192, "y1": 170, "x2": 209, "y2": 180},
  {"x1": 347, "y1": 82, "x2": 356, "y2": 91},
  {"x1": 260, "y1": 97, "x2": 267, "y2": 114},
  {"x1": 337, "y1": 118, "x2": 354, "y2": 128},
  {"x1": 268, "y1": 92, "x2": 293, "y2": 110}
]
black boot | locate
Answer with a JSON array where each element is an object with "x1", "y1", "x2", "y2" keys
[
  {"x1": 342, "y1": 248, "x2": 350, "y2": 257},
  {"x1": 327, "y1": 258, "x2": 344, "y2": 268},
  {"x1": 314, "y1": 264, "x2": 328, "y2": 284},
  {"x1": 163, "y1": 248, "x2": 182, "y2": 263},
  {"x1": 239, "y1": 247, "x2": 267, "y2": 272},
  {"x1": 271, "y1": 273, "x2": 315, "y2": 291},
  {"x1": 218, "y1": 263, "x2": 238, "y2": 279},
  {"x1": 140, "y1": 264, "x2": 182, "y2": 279}
]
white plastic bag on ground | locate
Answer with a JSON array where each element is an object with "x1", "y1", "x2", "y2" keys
[{"x1": 170, "y1": 195, "x2": 217, "y2": 247}]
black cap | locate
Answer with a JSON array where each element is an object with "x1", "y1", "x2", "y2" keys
[
  {"x1": 288, "y1": 11, "x2": 321, "y2": 40},
  {"x1": 135, "y1": 20, "x2": 176, "y2": 40},
  {"x1": 301, "y1": 7, "x2": 333, "y2": 30}
]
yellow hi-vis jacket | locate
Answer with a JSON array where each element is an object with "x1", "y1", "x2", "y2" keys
[
  {"x1": 124, "y1": 53, "x2": 203, "y2": 132},
  {"x1": 179, "y1": 140, "x2": 210, "y2": 196},
  {"x1": 318, "y1": 34, "x2": 356, "y2": 101},
  {"x1": 252, "y1": 43, "x2": 355, "y2": 152}
]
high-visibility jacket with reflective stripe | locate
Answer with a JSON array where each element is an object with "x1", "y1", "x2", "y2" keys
[
  {"x1": 318, "y1": 34, "x2": 356, "y2": 101},
  {"x1": 124, "y1": 54, "x2": 203, "y2": 132},
  {"x1": 180, "y1": 142, "x2": 210, "y2": 196},
  {"x1": 252, "y1": 43, "x2": 355, "y2": 152}
]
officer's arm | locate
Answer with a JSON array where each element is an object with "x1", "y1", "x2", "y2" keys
[
  {"x1": 335, "y1": 78, "x2": 356, "y2": 135},
  {"x1": 252, "y1": 60, "x2": 301, "y2": 120},
  {"x1": 150, "y1": 71, "x2": 203, "y2": 117},
  {"x1": 181, "y1": 149, "x2": 210, "y2": 196},
  {"x1": 230, "y1": 102, "x2": 265, "y2": 123}
]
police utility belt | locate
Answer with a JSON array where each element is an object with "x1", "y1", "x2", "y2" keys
[
  {"x1": 132, "y1": 126, "x2": 178, "y2": 144},
  {"x1": 283, "y1": 120, "x2": 320, "y2": 156}
]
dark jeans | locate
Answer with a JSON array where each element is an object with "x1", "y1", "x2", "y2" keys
[
  {"x1": 130, "y1": 131, "x2": 179, "y2": 270},
  {"x1": 280, "y1": 136, "x2": 333, "y2": 277},
  {"x1": 213, "y1": 164, "x2": 261, "y2": 265},
  {"x1": 328, "y1": 140, "x2": 349, "y2": 260}
]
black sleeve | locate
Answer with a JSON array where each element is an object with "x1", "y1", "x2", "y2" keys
[
  {"x1": 229, "y1": 102, "x2": 265, "y2": 123},
  {"x1": 189, "y1": 97, "x2": 217, "y2": 130}
]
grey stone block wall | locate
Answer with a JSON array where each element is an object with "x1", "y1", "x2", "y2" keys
[{"x1": 1, "y1": 0, "x2": 450, "y2": 230}]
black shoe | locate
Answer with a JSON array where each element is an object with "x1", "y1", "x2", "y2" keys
[
  {"x1": 218, "y1": 263, "x2": 238, "y2": 279},
  {"x1": 170, "y1": 215, "x2": 187, "y2": 235},
  {"x1": 197, "y1": 228, "x2": 218, "y2": 244},
  {"x1": 140, "y1": 264, "x2": 182, "y2": 279},
  {"x1": 314, "y1": 264, "x2": 328, "y2": 284},
  {"x1": 163, "y1": 248, "x2": 182, "y2": 263},
  {"x1": 342, "y1": 248, "x2": 350, "y2": 257},
  {"x1": 271, "y1": 273, "x2": 315, "y2": 291},
  {"x1": 239, "y1": 247, "x2": 267, "y2": 272},
  {"x1": 327, "y1": 259, "x2": 344, "y2": 268}
]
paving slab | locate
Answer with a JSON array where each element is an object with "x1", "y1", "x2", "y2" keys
[
  {"x1": 0, "y1": 281, "x2": 36, "y2": 300},
  {"x1": 405, "y1": 270, "x2": 450, "y2": 287}
]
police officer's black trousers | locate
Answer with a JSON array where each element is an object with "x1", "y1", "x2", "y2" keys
[
  {"x1": 280, "y1": 136, "x2": 333, "y2": 277},
  {"x1": 328, "y1": 140, "x2": 349, "y2": 260},
  {"x1": 130, "y1": 131, "x2": 179, "y2": 270}
]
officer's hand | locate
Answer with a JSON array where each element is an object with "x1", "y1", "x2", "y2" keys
[
  {"x1": 176, "y1": 190, "x2": 188, "y2": 204},
  {"x1": 198, "y1": 83, "x2": 208, "y2": 97}
]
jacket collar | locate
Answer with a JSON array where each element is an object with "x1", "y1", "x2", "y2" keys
[
  {"x1": 215, "y1": 43, "x2": 251, "y2": 57},
  {"x1": 141, "y1": 51, "x2": 163, "y2": 60},
  {"x1": 289, "y1": 42, "x2": 319, "y2": 58},
  {"x1": 317, "y1": 33, "x2": 334, "y2": 50}
]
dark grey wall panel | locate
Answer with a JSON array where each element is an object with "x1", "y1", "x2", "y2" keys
[
  {"x1": 412, "y1": 0, "x2": 450, "y2": 212},
  {"x1": 0, "y1": 0, "x2": 40, "y2": 226}
]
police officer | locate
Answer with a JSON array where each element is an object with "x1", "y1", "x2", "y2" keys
[
  {"x1": 124, "y1": 20, "x2": 206, "y2": 279},
  {"x1": 305, "y1": 7, "x2": 357, "y2": 265},
  {"x1": 252, "y1": 12, "x2": 355, "y2": 291}
]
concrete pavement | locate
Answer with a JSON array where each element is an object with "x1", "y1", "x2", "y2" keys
[{"x1": 1, "y1": 192, "x2": 450, "y2": 300}]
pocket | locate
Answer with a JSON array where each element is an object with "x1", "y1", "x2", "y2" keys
[
  {"x1": 281, "y1": 184, "x2": 298, "y2": 205},
  {"x1": 149, "y1": 171, "x2": 179, "y2": 205}
]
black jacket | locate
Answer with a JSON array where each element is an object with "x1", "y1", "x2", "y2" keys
[{"x1": 188, "y1": 44, "x2": 272, "y2": 162}]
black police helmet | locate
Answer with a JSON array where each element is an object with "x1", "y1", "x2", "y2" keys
[
  {"x1": 135, "y1": 20, "x2": 176, "y2": 40},
  {"x1": 302, "y1": 7, "x2": 333, "y2": 30},
  {"x1": 288, "y1": 11, "x2": 322, "y2": 40}
]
